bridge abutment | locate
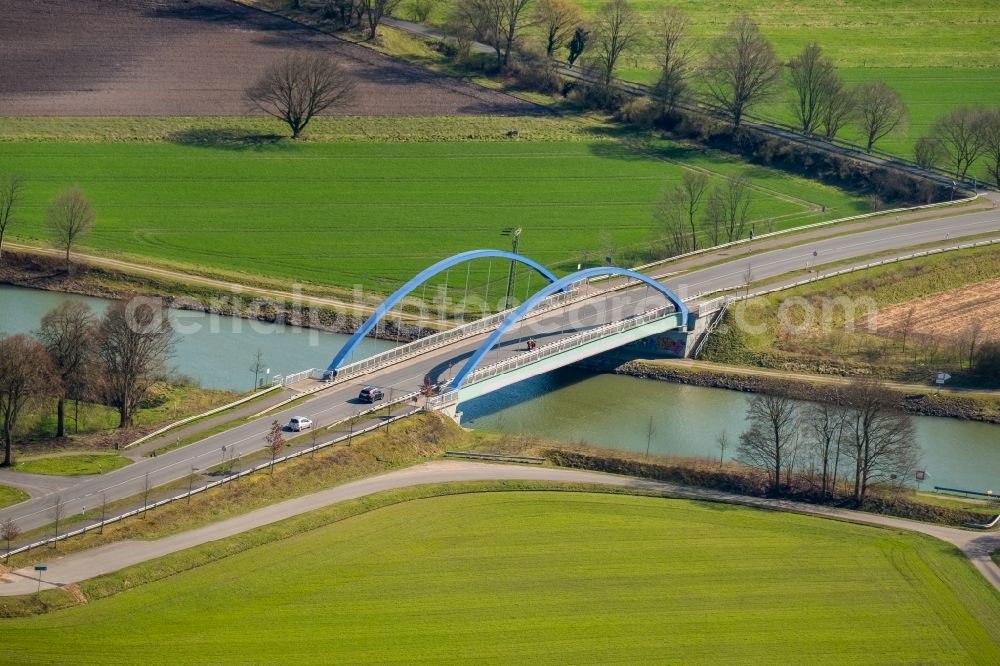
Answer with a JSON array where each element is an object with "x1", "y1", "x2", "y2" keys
[{"x1": 623, "y1": 309, "x2": 711, "y2": 358}]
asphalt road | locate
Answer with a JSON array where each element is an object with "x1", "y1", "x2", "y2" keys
[
  {"x1": 1, "y1": 204, "x2": 998, "y2": 533},
  {"x1": 3, "y1": 461, "x2": 997, "y2": 596}
]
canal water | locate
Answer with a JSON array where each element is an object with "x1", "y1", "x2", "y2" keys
[
  {"x1": 2, "y1": 285, "x2": 998, "y2": 492},
  {"x1": 461, "y1": 368, "x2": 1000, "y2": 494},
  {"x1": 0, "y1": 284, "x2": 395, "y2": 392}
]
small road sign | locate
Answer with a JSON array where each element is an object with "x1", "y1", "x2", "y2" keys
[
  {"x1": 34, "y1": 565, "x2": 47, "y2": 572},
  {"x1": 935, "y1": 372, "x2": 951, "y2": 385}
]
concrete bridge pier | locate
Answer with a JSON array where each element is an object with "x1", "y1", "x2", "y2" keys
[{"x1": 438, "y1": 403, "x2": 463, "y2": 425}]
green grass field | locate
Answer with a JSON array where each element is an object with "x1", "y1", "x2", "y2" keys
[
  {"x1": 571, "y1": 1, "x2": 1000, "y2": 164},
  {"x1": 0, "y1": 484, "x2": 29, "y2": 509},
  {"x1": 0, "y1": 139, "x2": 866, "y2": 295},
  {"x1": 14, "y1": 454, "x2": 131, "y2": 476},
  {"x1": 2, "y1": 491, "x2": 998, "y2": 663}
]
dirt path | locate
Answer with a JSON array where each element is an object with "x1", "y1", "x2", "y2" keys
[
  {"x1": 9, "y1": 193, "x2": 993, "y2": 328},
  {"x1": 6, "y1": 242, "x2": 403, "y2": 320},
  {"x1": 2, "y1": 461, "x2": 997, "y2": 597}
]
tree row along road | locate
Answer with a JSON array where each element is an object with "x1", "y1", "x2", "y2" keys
[
  {"x1": 381, "y1": 16, "x2": 974, "y2": 192},
  {"x1": 1, "y1": 206, "x2": 998, "y2": 533},
  {"x1": 1, "y1": 461, "x2": 997, "y2": 596}
]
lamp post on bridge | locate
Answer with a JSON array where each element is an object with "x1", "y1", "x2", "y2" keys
[{"x1": 501, "y1": 227, "x2": 522, "y2": 310}]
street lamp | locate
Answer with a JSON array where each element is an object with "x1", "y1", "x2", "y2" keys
[
  {"x1": 188, "y1": 466, "x2": 199, "y2": 502},
  {"x1": 501, "y1": 227, "x2": 522, "y2": 310}
]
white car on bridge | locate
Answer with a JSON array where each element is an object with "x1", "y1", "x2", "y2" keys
[{"x1": 287, "y1": 416, "x2": 313, "y2": 432}]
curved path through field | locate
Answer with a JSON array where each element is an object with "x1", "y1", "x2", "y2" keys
[
  {"x1": 2, "y1": 461, "x2": 997, "y2": 597},
  {"x1": 2, "y1": 202, "x2": 999, "y2": 537}
]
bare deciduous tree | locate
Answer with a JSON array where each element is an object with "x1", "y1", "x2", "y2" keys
[
  {"x1": 94, "y1": 297, "x2": 175, "y2": 429},
  {"x1": 913, "y1": 136, "x2": 945, "y2": 170},
  {"x1": 716, "y1": 429, "x2": 730, "y2": 467},
  {"x1": 897, "y1": 306, "x2": 916, "y2": 354},
  {"x1": 704, "y1": 15, "x2": 782, "y2": 128},
  {"x1": 679, "y1": 171, "x2": 709, "y2": 250},
  {"x1": 1, "y1": 517, "x2": 20, "y2": 561},
  {"x1": 644, "y1": 415, "x2": 657, "y2": 459},
  {"x1": 719, "y1": 174, "x2": 753, "y2": 242},
  {"x1": 855, "y1": 80, "x2": 907, "y2": 153},
  {"x1": 266, "y1": 419, "x2": 285, "y2": 473},
  {"x1": 842, "y1": 378, "x2": 918, "y2": 504},
  {"x1": 960, "y1": 320, "x2": 983, "y2": 370},
  {"x1": 983, "y1": 108, "x2": 1000, "y2": 187},
  {"x1": 533, "y1": 0, "x2": 584, "y2": 58},
  {"x1": 650, "y1": 6, "x2": 693, "y2": 116},
  {"x1": 819, "y1": 80, "x2": 856, "y2": 141},
  {"x1": 652, "y1": 188, "x2": 689, "y2": 256},
  {"x1": 931, "y1": 106, "x2": 989, "y2": 179},
  {"x1": 409, "y1": 0, "x2": 440, "y2": 22},
  {"x1": 805, "y1": 398, "x2": 847, "y2": 498},
  {"x1": 46, "y1": 187, "x2": 94, "y2": 273},
  {"x1": 35, "y1": 301, "x2": 96, "y2": 438},
  {"x1": 0, "y1": 334, "x2": 57, "y2": 467},
  {"x1": 787, "y1": 42, "x2": 839, "y2": 135},
  {"x1": 704, "y1": 186, "x2": 725, "y2": 247},
  {"x1": 454, "y1": 0, "x2": 534, "y2": 70},
  {"x1": 737, "y1": 392, "x2": 799, "y2": 493},
  {"x1": 587, "y1": 0, "x2": 643, "y2": 87},
  {"x1": 245, "y1": 54, "x2": 355, "y2": 139},
  {"x1": 0, "y1": 173, "x2": 25, "y2": 263},
  {"x1": 360, "y1": 0, "x2": 402, "y2": 39},
  {"x1": 249, "y1": 349, "x2": 267, "y2": 390}
]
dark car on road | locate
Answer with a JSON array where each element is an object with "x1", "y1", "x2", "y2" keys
[{"x1": 359, "y1": 386, "x2": 384, "y2": 403}]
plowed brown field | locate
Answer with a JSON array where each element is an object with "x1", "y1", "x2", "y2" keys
[
  {"x1": 0, "y1": 0, "x2": 537, "y2": 116},
  {"x1": 873, "y1": 278, "x2": 1000, "y2": 342}
]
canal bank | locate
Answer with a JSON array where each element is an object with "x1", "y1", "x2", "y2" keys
[
  {"x1": 0, "y1": 249, "x2": 437, "y2": 342},
  {"x1": 608, "y1": 357, "x2": 1000, "y2": 425},
  {"x1": 460, "y1": 366, "x2": 1000, "y2": 495},
  {"x1": 3, "y1": 283, "x2": 998, "y2": 494}
]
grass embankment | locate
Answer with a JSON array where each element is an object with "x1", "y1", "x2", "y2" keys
[
  {"x1": 0, "y1": 138, "x2": 866, "y2": 295},
  {"x1": 2, "y1": 414, "x2": 464, "y2": 573},
  {"x1": 14, "y1": 454, "x2": 131, "y2": 477},
  {"x1": 701, "y1": 244, "x2": 1000, "y2": 383},
  {"x1": 619, "y1": 359, "x2": 1000, "y2": 424},
  {"x1": 0, "y1": 485, "x2": 29, "y2": 509},
  {"x1": 3, "y1": 490, "x2": 999, "y2": 663},
  {"x1": 12, "y1": 383, "x2": 240, "y2": 457}
]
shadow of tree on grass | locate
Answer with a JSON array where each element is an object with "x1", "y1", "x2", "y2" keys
[{"x1": 167, "y1": 128, "x2": 290, "y2": 151}]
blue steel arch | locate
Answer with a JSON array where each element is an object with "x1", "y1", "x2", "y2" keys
[
  {"x1": 450, "y1": 267, "x2": 689, "y2": 389},
  {"x1": 327, "y1": 250, "x2": 560, "y2": 372}
]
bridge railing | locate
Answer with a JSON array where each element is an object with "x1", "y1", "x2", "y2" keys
[
  {"x1": 422, "y1": 306, "x2": 677, "y2": 405},
  {"x1": 464, "y1": 306, "x2": 677, "y2": 386},
  {"x1": 318, "y1": 278, "x2": 632, "y2": 384},
  {"x1": 280, "y1": 272, "x2": 675, "y2": 390},
  {"x1": 425, "y1": 389, "x2": 459, "y2": 410},
  {"x1": 275, "y1": 368, "x2": 315, "y2": 387}
]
